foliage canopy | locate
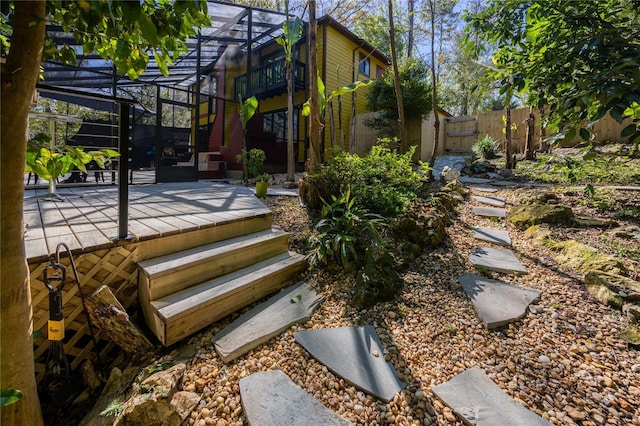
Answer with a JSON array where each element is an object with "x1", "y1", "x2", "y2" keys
[
  {"x1": 365, "y1": 59, "x2": 433, "y2": 134},
  {"x1": 465, "y1": 0, "x2": 640, "y2": 146}
]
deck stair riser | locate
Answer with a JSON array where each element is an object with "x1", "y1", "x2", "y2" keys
[
  {"x1": 138, "y1": 229, "x2": 290, "y2": 300},
  {"x1": 150, "y1": 252, "x2": 307, "y2": 346},
  {"x1": 136, "y1": 213, "x2": 272, "y2": 262}
]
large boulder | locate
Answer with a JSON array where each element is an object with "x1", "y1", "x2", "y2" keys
[
  {"x1": 619, "y1": 324, "x2": 640, "y2": 346},
  {"x1": 115, "y1": 363, "x2": 197, "y2": 426},
  {"x1": 585, "y1": 272, "x2": 640, "y2": 302},
  {"x1": 509, "y1": 204, "x2": 574, "y2": 230},
  {"x1": 554, "y1": 241, "x2": 627, "y2": 276},
  {"x1": 584, "y1": 275, "x2": 624, "y2": 309},
  {"x1": 352, "y1": 245, "x2": 403, "y2": 309}
]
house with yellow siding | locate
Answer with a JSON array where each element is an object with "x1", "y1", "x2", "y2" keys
[{"x1": 198, "y1": 14, "x2": 388, "y2": 178}]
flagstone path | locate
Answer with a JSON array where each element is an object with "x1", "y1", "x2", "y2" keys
[{"x1": 234, "y1": 175, "x2": 551, "y2": 424}]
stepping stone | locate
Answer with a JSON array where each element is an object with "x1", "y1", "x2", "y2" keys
[
  {"x1": 472, "y1": 226, "x2": 511, "y2": 246},
  {"x1": 213, "y1": 282, "x2": 323, "y2": 362},
  {"x1": 469, "y1": 185, "x2": 500, "y2": 193},
  {"x1": 472, "y1": 195, "x2": 506, "y2": 207},
  {"x1": 491, "y1": 180, "x2": 519, "y2": 187},
  {"x1": 472, "y1": 206, "x2": 507, "y2": 218},
  {"x1": 460, "y1": 176, "x2": 494, "y2": 184},
  {"x1": 469, "y1": 247, "x2": 528, "y2": 275},
  {"x1": 432, "y1": 367, "x2": 551, "y2": 425},
  {"x1": 240, "y1": 370, "x2": 352, "y2": 426},
  {"x1": 294, "y1": 326, "x2": 405, "y2": 402},
  {"x1": 458, "y1": 274, "x2": 541, "y2": 329}
]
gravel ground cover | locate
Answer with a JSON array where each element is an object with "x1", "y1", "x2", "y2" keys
[{"x1": 177, "y1": 178, "x2": 640, "y2": 426}]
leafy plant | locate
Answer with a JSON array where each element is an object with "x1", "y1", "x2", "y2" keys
[
  {"x1": 255, "y1": 173, "x2": 269, "y2": 183},
  {"x1": 472, "y1": 135, "x2": 500, "y2": 160},
  {"x1": 25, "y1": 133, "x2": 120, "y2": 184},
  {"x1": 307, "y1": 187, "x2": 384, "y2": 268},
  {"x1": 236, "y1": 148, "x2": 266, "y2": 179},
  {"x1": 1, "y1": 388, "x2": 23, "y2": 407},
  {"x1": 99, "y1": 399, "x2": 124, "y2": 417},
  {"x1": 304, "y1": 144, "x2": 429, "y2": 217},
  {"x1": 236, "y1": 96, "x2": 259, "y2": 181}
]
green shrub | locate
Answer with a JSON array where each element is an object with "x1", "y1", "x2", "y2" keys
[
  {"x1": 472, "y1": 135, "x2": 500, "y2": 160},
  {"x1": 236, "y1": 148, "x2": 266, "y2": 178},
  {"x1": 307, "y1": 188, "x2": 384, "y2": 268},
  {"x1": 304, "y1": 143, "x2": 429, "y2": 217}
]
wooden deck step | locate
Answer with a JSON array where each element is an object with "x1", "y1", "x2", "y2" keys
[
  {"x1": 149, "y1": 251, "x2": 307, "y2": 346},
  {"x1": 138, "y1": 229, "x2": 290, "y2": 300}
]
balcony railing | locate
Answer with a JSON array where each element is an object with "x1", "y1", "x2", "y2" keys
[{"x1": 235, "y1": 58, "x2": 305, "y2": 99}]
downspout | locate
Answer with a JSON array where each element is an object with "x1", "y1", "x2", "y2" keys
[{"x1": 349, "y1": 42, "x2": 365, "y2": 153}]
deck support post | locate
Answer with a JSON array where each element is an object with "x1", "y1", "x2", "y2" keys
[{"x1": 118, "y1": 102, "x2": 130, "y2": 240}]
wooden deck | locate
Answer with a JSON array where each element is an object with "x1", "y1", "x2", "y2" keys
[{"x1": 23, "y1": 182, "x2": 271, "y2": 263}]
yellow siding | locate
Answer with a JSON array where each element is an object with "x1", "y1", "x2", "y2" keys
[
  {"x1": 218, "y1": 22, "x2": 386, "y2": 158},
  {"x1": 321, "y1": 25, "x2": 388, "y2": 156}
]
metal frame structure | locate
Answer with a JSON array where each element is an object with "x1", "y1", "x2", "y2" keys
[{"x1": 31, "y1": 1, "x2": 292, "y2": 239}]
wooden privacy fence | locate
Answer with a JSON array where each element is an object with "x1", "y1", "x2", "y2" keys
[{"x1": 354, "y1": 107, "x2": 634, "y2": 161}]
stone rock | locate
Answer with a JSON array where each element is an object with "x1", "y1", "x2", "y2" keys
[
  {"x1": 458, "y1": 274, "x2": 540, "y2": 329},
  {"x1": 622, "y1": 304, "x2": 640, "y2": 323},
  {"x1": 619, "y1": 324, "x2": 640, "y2": 346},
  {"x1": 523, "y1": 225, "x2": 552, "y2": 242},
  {"x1": 441, "y1": 166, "x2": 461, "y2": 182},
  {"x1": 431, "y1": 367, "x2": 551, "y2": 425},
  {"x1": 606, "y1": 225, "x2": 640, "y2": 240},
  {"x1": 443, "y1": 179, "x2": 470, "y2": 196},
  {"x1": 509, "y1": 204, "x2": 574, "y2": 230},
  {"x1": 294, "y1": 326, "x2": 405, "y2": 402},
  {"x1": 554, "y1": 241, "x2": 627, "y2": 276},
  {"x1": 171, "y1": 391, "x2": 201, "y2": 421},
  {"x1": 116, "y1": 363, "x2": 187, "y2": 426},
  {"x1": 573, "y1": 217, "x2": 619, "y2": 228},
  {"x1": 353, "y1": 245, "x2": 403, "y2": 309},
  {"x1": 392, "y1": 209, "x2": 446, "y2": 248},
  {"x1": 584, "y1": 276, "x2": 624, "y2": 309},
  {"x1": 584, "y1": 272, "x2": 640, "y2": 301},
  {"x1": 519, "y1": 192, "x2": 559, "y2": 205}
]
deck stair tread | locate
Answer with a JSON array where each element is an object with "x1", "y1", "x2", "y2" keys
[
  {"x1": 152, "y1": 251, "x2": 306, "y2": 321},
  {"x1": 139, "y1": 229, "x2": 287, "y2": 277}
]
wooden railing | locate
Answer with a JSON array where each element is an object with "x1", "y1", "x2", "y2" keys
[{"x1": 235, "y1": 59, "x2": 305, "y2": 99}]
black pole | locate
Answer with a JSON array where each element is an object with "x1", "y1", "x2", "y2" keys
[{"x1": 118, "y1": 103, "x2": 130, "y2": 239}]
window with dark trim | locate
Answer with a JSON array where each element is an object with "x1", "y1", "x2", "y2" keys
[
  {"x1": 359, "y1": 53, "x2": 370, "y2": 76},
  {"x1": 376, "y1": 65, "x2": 385, "y2": 78},
  {"x1": 262, "y1": 109, "x2": 299, "y2": 143}
]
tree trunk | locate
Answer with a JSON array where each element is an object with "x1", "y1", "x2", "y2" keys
[
  {"x1": 308, "y1": 0, "x2": 320, "y2": 171},
  {"x1": 428, "y1": 0, "x2": 440, "y2": 172},
  {"x1": 505, "y1": 104, "x2": 514, "y2": 169},
  {"x1": 286, "y1": 61, "x2": 295, "y2": 181},
  {"x1": 524, "y1": 109, "x2": 535, "y2": 160},
  {"x1": 388, "y1": 0, "x2": 406, "y2": 152},
  {"x1": 349, "y1": 92, "x2": 357, "y2": 153},
  {"x1": 1, "y1": 2, "x2": 46, "y2": 425},
  {"x1": 407, "y1": 0, "x2": 415, "y2": 58},
  {"x1": 85, "y1": 286, "x2": 154, "y2": 357}
]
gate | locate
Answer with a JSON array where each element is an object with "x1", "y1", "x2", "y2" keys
[{"x1": 443, "y1": 116, "x2": 477, "y2": 154}]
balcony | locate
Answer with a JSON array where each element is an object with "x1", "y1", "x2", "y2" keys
[{"x1": 235, "y1": 58, "x2": 305, "y2": 100}]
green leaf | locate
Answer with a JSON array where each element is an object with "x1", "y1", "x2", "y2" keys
[
  {"x1": 1, "y1": 389, "x2": 23, "y2": 407},
  {"x1": 579, "y1": 128, "x2": 591, "y2": 141},
  {"x1": 240, "y1": 96, "x2": 259, "y2": 128},
  {"x1": 290, "y1": 295, "x2": 302, "y2": 303},
  {"x1": 138, "y1": 12, "x2": 159, "y2": 45},
  {"x1": 621, "y1": 123, "x2": 637, "y2": 137},
  {"x1": 301, "y1": 100, "x2": 311, "y2": 117},
  {"x1": 154, "y1": 51, "x2": 169, "y2": 76}
]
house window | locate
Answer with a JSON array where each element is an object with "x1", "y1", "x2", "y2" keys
[
  {"x1": 359, "y1": 53, "x2": 370, "y2": 76},
  {"x1": 262, "y1": 110, "x2": 298, "y2": 143},
  {"x1": 376, "y1": 65, "x2": 385, "y2": 78}
]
